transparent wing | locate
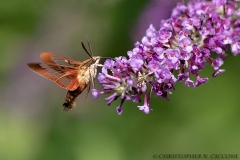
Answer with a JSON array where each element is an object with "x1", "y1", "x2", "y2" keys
[
  {"x1": 40, "y1": 52, "x2": 81, "y2": 68},
  {"x1": 27, "y1": 63, "x2": 80, "y2": 91},
  {"x1": 27, "y1": 52, "x2": 82, "y2": 91}
]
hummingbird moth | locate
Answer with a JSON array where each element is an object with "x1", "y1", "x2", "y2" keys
[{"x1": 27, "y1": 42, "x2": 101, "y2": 111}]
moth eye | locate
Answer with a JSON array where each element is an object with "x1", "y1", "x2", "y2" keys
[{"x1": 91, "y1": 60, "x2": 96, "y2": 64}]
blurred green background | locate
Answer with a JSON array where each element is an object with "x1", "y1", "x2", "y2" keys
[{"x1": 1, "y1": 0, "x2": 240, "y2": 160}]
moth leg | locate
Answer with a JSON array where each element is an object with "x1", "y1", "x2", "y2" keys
[
  {"x1": 84, "y1": 81, "x2": 91, "y2": 100},
  {"x1": 82, "y1": 67, "x2": 94, "y2": 100},
  {"x1": 92, "y1": 69, "x2": 95, "y2": 89},
  {"x1": 89, "y1": 65, "x2": 96, "y2": 89}
]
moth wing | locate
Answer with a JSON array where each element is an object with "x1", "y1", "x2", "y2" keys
[
  {"x1": 27, "y1": 63, "x2": 80, "y2": 91},
  {"x1": 55, "y1": 70, "x2": 80, "y2": 91},
  {"x1": 40, "y1": 52, "x2": 81, "y2": 67},
  {"x1": 27, "y1": 63, "x2": 57, "y2": 82},
  {"x1": 27, "y1": 52, "x2": 82, "y2": 91}
]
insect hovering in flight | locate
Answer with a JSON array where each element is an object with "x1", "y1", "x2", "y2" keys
[{"x1": 27, "y1": 41, "x2": 102, "y2": 111}]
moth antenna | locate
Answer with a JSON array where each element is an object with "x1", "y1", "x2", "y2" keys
[
  {"x1": 87, "y1": 36, "x2": 94, "y2": 57},
  {"x1": 81, "y1": 42, "x2": 92, "y2": 58}
]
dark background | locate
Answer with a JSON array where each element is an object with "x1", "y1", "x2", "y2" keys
[{"x1": 0, "y1": 0, "x2": 240, "y2": 159}]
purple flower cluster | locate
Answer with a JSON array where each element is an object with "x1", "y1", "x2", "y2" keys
[{"x1": 92, "y1": 0, "x2": 240, "y2": 115}]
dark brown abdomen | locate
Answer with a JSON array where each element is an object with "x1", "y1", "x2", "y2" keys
[{"x1": 63, "y1": 82, "x2": 88, "y2": 111}]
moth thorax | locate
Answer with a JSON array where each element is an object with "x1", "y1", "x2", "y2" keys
[
  {"x1": 89, "y1": 56, "x2": 101, "y2": 78},
  {"x1": 77, "y1": 56, "x2": 101, "y2": 83}
]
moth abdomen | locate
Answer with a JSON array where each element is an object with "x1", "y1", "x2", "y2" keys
[{"x1": 63, "y1": 82, "x2": 88, "y2": 111}]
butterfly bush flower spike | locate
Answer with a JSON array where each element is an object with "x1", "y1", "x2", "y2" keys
[{"x1": 93, "y1": 0, "x2": 240, "y2": 114}]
